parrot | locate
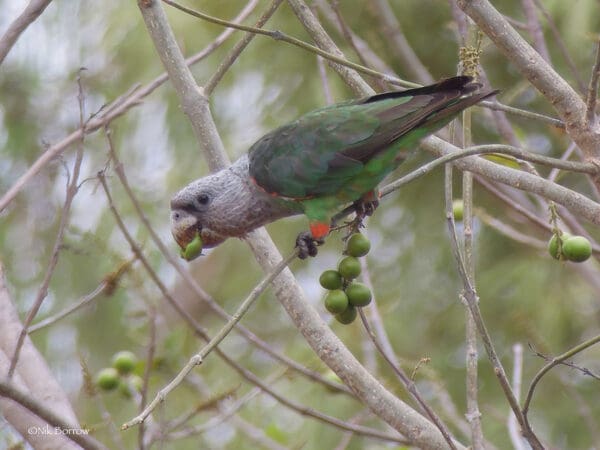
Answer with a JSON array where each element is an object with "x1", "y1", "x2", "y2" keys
[{"x1": 170, "y1": 76, "x2": 495, "y2": 259}]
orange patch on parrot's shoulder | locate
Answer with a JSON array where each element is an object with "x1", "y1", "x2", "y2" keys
[{"x1": 310, "y1": 222, "x2": 330, "y2": 239}]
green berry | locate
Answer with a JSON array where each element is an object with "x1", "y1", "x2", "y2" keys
[
  {"x1": 96, "y1": 368, "x2": 119, "y2": 391},
  {"x1": 319, "y1": 270, "x2": 343, "y2": 290},
  {"x1": 452, "y1": 199, "x2": 464, "y2": 221},
  {"x1": 562, "y1": 236, "x2": 592, "y2": 262},
  {"x1": 346, "y1": 233, "x2": 371, "y2": 257},
  {"x1": 324, "y1": 290, "x2": 349, "y2": 314},
  {"x1": 112, "y1": 351, "x2": 138, "y2": 375},
  {"x1": 338, "y1": 256, "x2": 361, "y2": 280},
  {"x1": 335, "y1": 306, "x2": 357, "y2": 324},
  {"x1": 119, "y1": 375, "x2": 144, "y2": 398},
  {"x1": 548, "y1": 232, "x2": 571, "y2": 260},
  {"x1": 345, "y1": 282, "x2": 372, "y2": 307},
  {"x1": 181, "y1": 233, "x2": 203, "y2": 261}
]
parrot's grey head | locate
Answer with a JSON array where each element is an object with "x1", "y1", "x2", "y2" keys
[
  {"x1": 170, "y1": 155, "x2": 300, "y2": 256},
  {"x1": 170, "y1": 162, "x2": 247, "y2": 252},
  {"x1": 170, "y1": 174, "x2": 228, "y2": 251}
]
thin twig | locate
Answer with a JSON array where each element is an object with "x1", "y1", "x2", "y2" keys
[
  {"x1": 7, "y1": 71, "x2": 86, "y2": 378},
  {"x1": 480, "y1": 100, "x2": 564, "y2": 128},
  {"x1": 0, "y1": 0, "x2": 53, "y2": 65},
  {"x1": 507, "y1": 344, "x2": 526, "y2": 450},
  {"x1": 0, "y1": 1, "x2": 254, "y2": 213},
  {"x1": 529, "y1": 343, "x2": 600, "y2": 381},
  {"x1": 317, "y1": 54, "x2": 334, "y2": 104},
  {"x1": 28, "y1": 259, "x2": 135, "y2": 333},
  {"x1": 357, "y1": 308, "x2": 459, "y2": 450},
  {"x1": 443, "y1": 164, "x2": 544, "y2": 449},
  {"x1": 204, "y1": 0, "x2": 281, "y2": 95},
  {"x1": 531, "y1": 0, "x2": 587, "y2": 92},
  {"x1": 474, "y1": 208, "x2": 546, "y2": 249},
  {"x1": 122, "y1": 250, "x2": 297, "y2": 429},
  {"x1": 585, "y1": 39, "x2": 600, "y2": 125},
  {"x1": 548, "y1": 142, "x2": 577, "y2": 183},
  {"x1": 138, "y1": 307, "x2": 157, "y2": 450},
  {"x1": 461, "y1": 103, "x2": 485, "y2": 450},
  {"x1": 521, "y1": 0, "x2": 550, "y2": 63},
  {"x1": 372, "y1": 0, "x2": 434, "y2": 84},
  {"x1": 522, "y1": 334, "x2": 600, "y2": 429},
  {"x1": 0, "y1": 380, "x2": 107, "y2": 450},
  {"x1": 161, "y1": 0, "x2": 417, "y2": 89}
]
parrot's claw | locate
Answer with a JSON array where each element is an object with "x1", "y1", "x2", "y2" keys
[
  {"x1": 296, "y1": 231, "x2": 323, "y2": 259},
  {"x1": 353, "y1": 198, "x2": 380, "y2": 219}
]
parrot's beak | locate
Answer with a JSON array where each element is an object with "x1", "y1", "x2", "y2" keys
[
  {"x1": 170, "y1": 209, "x2": 227, "y2": 251},
  {"x1": 170, "y1": 209, "x2": 201, "y2": 250}
]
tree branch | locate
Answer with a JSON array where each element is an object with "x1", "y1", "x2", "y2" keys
[
  {"x1": 0, "y1": 0, "x2": 53, "y2": 65},
  {"x1": 0, "y1": 380, "x2": 107, "y2": 450},
  {"x1": 457, "y1": 0, "x2": 600, "y2": 161}
]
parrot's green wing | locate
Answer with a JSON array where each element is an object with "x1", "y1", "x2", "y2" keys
[{"x1": 248, "y1": 76, "x2": 494, "y2": 199}]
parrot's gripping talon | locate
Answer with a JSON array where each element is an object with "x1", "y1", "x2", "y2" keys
[
  {"x1": 353, "y1": 198, "x2": 380, "y2": 219},
  {"x1": 296, "y1": 231, "x2": 323, "y2": 259}
]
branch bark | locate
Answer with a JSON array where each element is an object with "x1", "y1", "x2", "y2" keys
[
  {"x1": 0, "y1": 0, "x2": 53, "y2": 65},
  {"x1": 457, "y1": 0, "x2": 600, "y2": 162},
  {"x1": 0, "y1": 264, "x2": 83, "y2": 450}
]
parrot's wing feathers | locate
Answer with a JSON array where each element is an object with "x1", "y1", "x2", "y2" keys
[{"x1": 249, "y1": 76, "x2": 495, "y2": 199}]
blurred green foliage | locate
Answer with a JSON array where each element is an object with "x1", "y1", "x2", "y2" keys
[{"x1": 1, "y1": 0, "x2": 599, "y2": 449}]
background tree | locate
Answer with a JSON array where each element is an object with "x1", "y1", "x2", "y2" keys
[{"x1": 1, "y1": 0, "x2": 599, "y2": 449}]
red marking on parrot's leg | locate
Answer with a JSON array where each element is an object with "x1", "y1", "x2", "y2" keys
[
  {"x1": 310, "y1": 222, "x2": 330, "y2": 240},
  {"x1": 362, "y1": 190, "x2": 380, "y2": 202}
]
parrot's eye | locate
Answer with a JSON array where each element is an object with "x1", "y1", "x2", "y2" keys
[{"x1": 197, "y1": 193, "x2": 210, "y2": 206}]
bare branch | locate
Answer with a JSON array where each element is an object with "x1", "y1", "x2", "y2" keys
[
  {"x1": 531, "y1": 0, "x2": 587, "y2": 92},
  {"x1": 371, "y1": 0, "x2": 434, "y2": 84},
  {"x1": 460, "y1": 104, "x2": 485, "y2": 450},
  {"x1": 458, "y1": 0, "x2": 600, "y2": 161},
  {"x1": 0, "y1": 263, "x2": 84, "y2": 449},
  {"x1": 0, "y1": 380, "x2": 107, "y2": 450},
  {"x1": 523, "y1": 334, "x2": 600, "y2": 433},
  {"x1": 161, "y1": 0, "x2": 416, "y2": 91},
  {"x1": 0, "y1": 0, "x2": 53, "y2": 65},
  {"x1": 357, "y1": 307, "x2": 459, "y2": 450},
  {"x1": 123, "y1": 250, "x2": 297, "y2": 429},
  {"x1": 520, "y1": 0, "x2": 550, "y2": 63},
  {"x1": 507, "y1": 344, "x2": 527, "y2": 450},
  {"x1": 443, "y1": 164, "x2": 544, "y2": 449},
  {"x1": 0, "y1": 1, "x2": 253, "y2": 213},
  {"x1": 28, "y1": 259, "x2": 134, "y2": 333},
  {"x1": 8, "y1": 71, "x2": 87, "y2": 378},
  {"x1": 139, "y1": 0, "x2": 229, "y2": 170},
  {"x1": 474, "y1": 208, "x2": 546, "y2": 249},
  {"x1": 421, "y1": 137, "x2": 600, "y2": 228},
  {"x1": 586, "y1": 39, "x2": 600, "y2": 125},
  {"x1": 204, "y1": 0, "x2": 281, "y2": 95}
]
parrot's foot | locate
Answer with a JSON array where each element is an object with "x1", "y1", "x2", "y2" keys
[
  {"x1": 296, "y1": 231, "x2": 324, "y2": 259},
  {"x1": 353, "y1": 197, "x2": 380, "y2": 219}
]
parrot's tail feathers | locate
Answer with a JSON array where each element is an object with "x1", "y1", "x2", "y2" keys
[{"x1": 364, "y1": 76, "x2": 497, "y2": 105}]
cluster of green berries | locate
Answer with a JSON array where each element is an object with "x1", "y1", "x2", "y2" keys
[
  {"x1": 95, "y1": 351, "x2": 143, "y2": 398},
  {"x1": 319, "y1": 233, "x2": 373, "y2": 325},
  {"x1": 548, "y1": 232, "x2": 592, "y2": 263}
]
